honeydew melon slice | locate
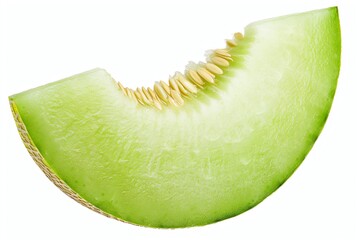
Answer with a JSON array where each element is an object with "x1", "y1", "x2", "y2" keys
[{"x1": 10, "y1": 7, "x2": 341, "y2": 228}]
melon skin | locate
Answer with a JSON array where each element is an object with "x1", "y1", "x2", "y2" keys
[{"x1": 10, "y1": 7, "x2": 340, "y2": 228}]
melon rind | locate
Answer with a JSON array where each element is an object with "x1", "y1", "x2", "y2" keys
[{"x1": 9, "y1": 101, "x2": 120, "y2": 221}]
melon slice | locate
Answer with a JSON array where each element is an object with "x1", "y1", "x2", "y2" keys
[{"x1": 9, "y1": 7, "x2": 341, "y2": 228}]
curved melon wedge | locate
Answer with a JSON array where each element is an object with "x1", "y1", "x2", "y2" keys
[{"x1": 10, "y1": 7, "x2": 341, "y2": 228}]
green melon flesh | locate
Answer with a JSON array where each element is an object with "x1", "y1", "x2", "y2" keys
[{"x1": 10, "y1": 7, "x2": 341, "y2": 228}]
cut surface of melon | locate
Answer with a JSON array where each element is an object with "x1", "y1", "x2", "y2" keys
[{"x1": 10, "y1": 7, "x2": 341, "y2": 228}]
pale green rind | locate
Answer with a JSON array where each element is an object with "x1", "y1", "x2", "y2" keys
[{"x1": 10, "y1": 7, "x2": 341, "y2": 228}]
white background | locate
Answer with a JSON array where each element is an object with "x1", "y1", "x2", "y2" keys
[{"x1": 0, "y1": 0, "x2": 359, "y2": 239}]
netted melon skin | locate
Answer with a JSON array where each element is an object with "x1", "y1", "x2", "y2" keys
[{"x1": 10, "y1": 101, "x2": 121, "y2": 222}]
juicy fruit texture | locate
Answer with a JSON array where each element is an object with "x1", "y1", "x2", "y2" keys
[{"x1": 10, "y1": 7, "x2": 341, "y2": 228}]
